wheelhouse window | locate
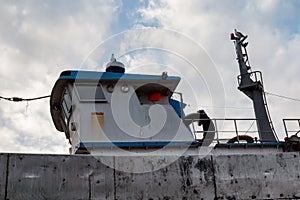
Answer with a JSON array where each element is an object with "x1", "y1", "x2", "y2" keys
[
  {"x1": 61, "y1": 88, "x2": 72, "y2": 126},
  {"x1": 74, "y1": 83, "x2": 106, "y2": 102}
]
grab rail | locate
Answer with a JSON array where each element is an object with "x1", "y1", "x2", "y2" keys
[
  {"x1": 185, "y1": 118, "x2": 261, "y2": 144},
  {"x1": 283, "y1": 119, "x2": 300, "y2": 137}
]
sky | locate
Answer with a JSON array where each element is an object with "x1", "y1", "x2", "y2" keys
[{"x1": 0, "y1": 0, "x2": 300, "y2": 154}]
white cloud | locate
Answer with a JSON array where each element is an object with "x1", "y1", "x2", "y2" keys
[
  {"x1": 0, "y1": 1, "x2": 118, "y2": 154},
  {"x1": 255, "y1": 0, "x2": 279, "y2": 13}
]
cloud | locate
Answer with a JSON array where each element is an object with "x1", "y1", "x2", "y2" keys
[{"x1": 0, "y1": 0, "x2": 118, "y2": 153}]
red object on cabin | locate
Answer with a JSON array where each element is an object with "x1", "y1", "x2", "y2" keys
[{"x1": 148, "y1": 92, "x2": 161, "y2": 101}]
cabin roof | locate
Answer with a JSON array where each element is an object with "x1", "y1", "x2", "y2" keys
[{"x1": 58, "y1": 70, "x2": 181, "y2": 82}]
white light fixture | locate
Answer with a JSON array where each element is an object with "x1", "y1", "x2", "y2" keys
[
  {"x1": 121, "y1": 84, "x2": 129, "y2": 93},
  {"x1": 107, "y1": 84, "x2": 114, "y2": 93}
]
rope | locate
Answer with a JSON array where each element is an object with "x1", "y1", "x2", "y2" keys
[
  {"x1": 264, "y1": 91, "x2": 300, "y2": 102},
  {"x1": 0, "y1": 95, "x2": 50, "y2": 102}
]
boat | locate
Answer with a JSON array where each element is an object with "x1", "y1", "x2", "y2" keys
[{"x1": 50, "y1": 29, "x2": 300, "y2": 155}]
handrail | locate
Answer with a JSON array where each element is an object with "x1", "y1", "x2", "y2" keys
[
  {"x1": 283, "y1": 119, "x2": 300, "y2": 137},
  {"x1": 184, "y1": 118, "x2": 261, "y2": 144}
]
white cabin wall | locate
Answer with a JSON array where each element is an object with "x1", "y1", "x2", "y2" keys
[{"x1": 68, "y1": 80, "x2": 196, "y2": 152}]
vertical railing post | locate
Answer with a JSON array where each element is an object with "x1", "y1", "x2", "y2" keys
[
  {"x1": 233, "y1": 119, "x2": 240, "y2": 143},
  {"x1": 191, "y1": 119, "x2": 196, "y2": 137},
  {"x1": 283, "y1": 119, "x2": 289, "y2": 137}
]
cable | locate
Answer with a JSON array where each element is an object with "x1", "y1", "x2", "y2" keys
[
  {"x1": 244, "y1": 121, "x2": 255, "y2": 134},
  {"x1": 0, "y1": 95, "x2": 50, "y2": 102},
  {"x1": 265, "y1": 91, "x2": 300, "y2": 102},
  {"x1": 187, "y1": 104, "x2": 252, "y2": 110},
  {"x1": 203, "y1": 106, "x2": 253, "y2": 109}
]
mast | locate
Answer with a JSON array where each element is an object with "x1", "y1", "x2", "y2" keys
[{"x1": 231, "y1": 29, "x2": 277, "y2": 142}]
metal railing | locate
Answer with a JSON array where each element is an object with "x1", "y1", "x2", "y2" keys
[
  {"x1": 186, "y1": 118, "x2": 261, "y2": 144},
  {"x1": 283, "y1": 119, "x2": 300, "y2": 137}
]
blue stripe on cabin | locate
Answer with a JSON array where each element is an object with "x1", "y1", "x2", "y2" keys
[
  {"x1": 169, "y1": 98, "x2": 182, "y2": 118},
  {"x1": 58, "y1": 70, "x2": 180, "y2": 81},
  {"x1": 76, "y1": 141, "x2": 199, "y2": 148}
]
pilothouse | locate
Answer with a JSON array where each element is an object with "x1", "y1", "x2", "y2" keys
[{"x1": 50, "y1": 54, "x2": 203, "y2": 154}]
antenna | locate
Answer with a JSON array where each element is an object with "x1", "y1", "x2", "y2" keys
[
  {"x1": 231, "y1": 30, "x2": 278, "y2": 142},
  {"x1": 105, "y1": 53, "x2": 125, "y2": 73}
]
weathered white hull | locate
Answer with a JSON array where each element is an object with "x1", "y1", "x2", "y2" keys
[{"x1": 2, "y1": 151, "x2": 299, "y2": 199}]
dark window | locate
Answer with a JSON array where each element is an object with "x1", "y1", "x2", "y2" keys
[
  {"x1": 74, "y1": 83, "x2": 106, "y2": 102},
  {"x1": 61, "y1": 88, "x2": 72, "y2": 126}
]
